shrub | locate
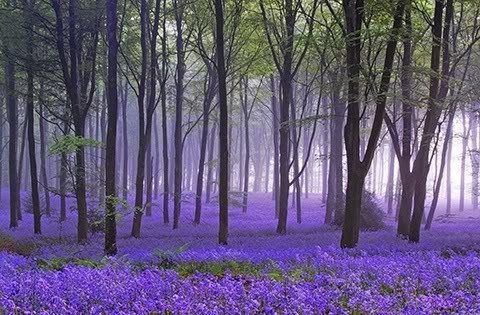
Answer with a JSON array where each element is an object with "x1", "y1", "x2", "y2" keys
[
  {"x1": 333, "y1": 190, "x2": 385, "y2": 231},
  {"x1": 0, "y1": 233, "x2": 36, "y2": 256}
]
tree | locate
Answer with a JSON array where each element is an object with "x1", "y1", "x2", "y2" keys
[
  {"x1": 104, "y1": 0, "x2": 119, "y2": 256},
  {"x1": 25, "y1": 0, "x2": 41, "y2": 234},
  {"x1": 172, "y1": 0, "x2": 186, "y2": 230},
  {"x1": 340, "y1": 0, "x2": 406, "y2": 248},
  {"x1": 51, "y1": 0, "x2": 100, "y2": 244},
  {"x1": 215, "y1": 0, "x2": 229, "y2": 245},
  {"x1": 260, "y1": 0, "x2": 318, "y2": 234}
]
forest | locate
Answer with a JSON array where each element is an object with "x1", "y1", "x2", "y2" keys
[{"x1": 1, "y1": 0, "x2": 480, "y2": 312}]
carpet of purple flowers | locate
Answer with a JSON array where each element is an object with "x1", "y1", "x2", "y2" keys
[{"x1": 1, "y1": 191, "x2": 480, "y2": 313}]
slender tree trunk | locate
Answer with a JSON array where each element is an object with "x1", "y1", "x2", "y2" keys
[
  {"x1": 194, "y1": 70, "x2": 216, "y2": 225},
  {"x1": 26, "y1": 0, "x2": 41, "y2": 233},
  {"x1": 205, "y1": 122, "x2": 217, "y2": 204},
  {"x1": 173, "y1": 0, "x2": 185, "y2": 229},
  {"x1": 214, "y1": 0, "x2": 229, "y2": 245},
  {"x1": 121, "y1": 81, "x2": 129, "y2": 207},
  {"x1": 241, "y1": 78, "x2": 250, "y2": 213},
  {"x1": 99, "y1": 94, "x2": 107, "y2": 204},
  {"x1": 145, "y1": 149, "x2": 153, "y2": 216},
  {"x1": 290, "y1": 90, "x2": 302, "y2": 223},
  {"x1": 321, "y1": 99, "x2": 329, "y2": 203},
  {"x1": 160, "y1": 3, "x2": 169, "y2": 223},
  {"x1": 460, "y1": 107, "x2": 467, "y2": 212},
  {"x1": 470, "y1": 110, "x2": 479, "y2": 210},
  {"x1": 131, "y1": 0, "x2": 149, "y2": 238},
  {"x1": 104, "y1": 0, "x2": 119, "y2": 255},
  {"x1": 4, "y1": 41, "x2": 19, "y2": 228},
  {"x1": 446, "y1": 123, "x2": 452, "y2": 215},
  {"x1": 17, "y1": 117, "x2": 27, "y2": 221},
  {"x1": 409, "y1": 0, "x2": 453, "y2": 243},
  {"x1": 341, "y1": 0, "x2": 405, "y2": 248},
  {"x1": 153, "y1": 111, "x2": 160, "y2": 199},
  {"x1": 59, "y1": 122, "x2": 68, "y2": 222},
  {"x1": 39, "y1": 101, "x2": 51, "y2": 217},
  {"x1": 385, "y1": 139, "x2": 395, "y2": 215},
  {"x1": 425, "y1": 107, "x2": 456, "y2": 230},
  {"x1": 270, "y1": 76, "x2": 280, "y2": 217},
  {"x1": 264, "y1": 143, "x2": 270, "y2": 193}
]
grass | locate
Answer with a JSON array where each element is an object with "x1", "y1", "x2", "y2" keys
[{"x1": 0, "y1": 232, "x2": 36, "y2": 256}]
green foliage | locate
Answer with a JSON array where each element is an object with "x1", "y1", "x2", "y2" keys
[
  {"x1": 49, "y1": 135, "x2": 103, "y2": 156},
  {"x1": 37, "y1": 257, "x2": 104, "y2": 271},
  {"x1": 175, "y1": 260, "x2": 262, "y2": 277},
  {"x1": 153, "y1": 244, "x2": 189, "y2": 269},
  {"x1": 334, "y1": 190, "x2": 386, "y2": 231},
  {"x1": 0, "y1": 233, "x2": 36, "y2": 256}
]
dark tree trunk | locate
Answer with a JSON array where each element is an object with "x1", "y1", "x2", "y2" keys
[
  {"x1": 446, "y1": 125, "x2": 452, "y2": 215},
  {"x1": 121, "y1": 80, "x2": 129, "y2": 207},
  {"x1": 104, "y1": 0, "x2": 119, "y2": 255},
  {"x1": 290, "y1": 90, "x2": 302, "y2": 223},
  {"x1": 160, "y1": 0, "x2": 169, "y2": 223},
  {"x1": 470, "y1": 110, "x2": 479, "y2": 210},
  {"x1": 153, "y1": 111, "x2": 160, "y2": 199},
  {"x1": 52, "y1": 0, "x2": 99, "y2": 244},
  {"x1": 17, "y1": 117, "x2": 27, "y2": 221},
  {"x1": 205, "y1": 122, "x2": 217, "y2": 204},
  {"x1": 326, "y1": 72, "x2": 345, "y2": 225},
  {"x1": 215, "y1": 0, "x2": 229, "y2": 245},
  {"x1": 264, "y1": 144, "x2": 270, "y2": 193},
  {"x1": 100, "y1": 94, "x2": 107, "y2": 204},
  {"x1": 173, "y1": 0, "x2": 185, "y2": 229},
  {"x1": 4, "y1": 42, "x2": 19, "y2": 229},
  {"x1": 385, "y1": 139, "x2": 395, "y2": 215},
  {"x1": 341, "y1": 0, "x2": 405, "y2": 248},
  {"x1": 241, "y1": 78, "x2": 250, "y2": 213},
  {"x1": 131, "y1": 0, "x2": 159, "y2": 237},
  {"x1": 460, "y1": 107, "x2": 467, "y2": 212},
  {"x1": 26, "y1": 0, "x2": 41, "y2": 233},
  {"x1": 425, "y1": 107, "x2": 456, "y2": 230},
  {"x1": 59, "y1": 122, "x2": 68, "y2": 222},
  {"x1": 270, "y1": 76, "x2": 280, "y2": 217},
  {"x1": 39, "y1": 101, "x2": 51, "y2": 217},
  {"x1": 409, "y1": 0, "x2": 453, "y2": 243},
  {"x1": 194, "y1": 69, "x2": 216, "y2": 225}
]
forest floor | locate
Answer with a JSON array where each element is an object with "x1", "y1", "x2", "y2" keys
[{"x1": 1, "y1": 190, "x2": 480, "y2": 313}]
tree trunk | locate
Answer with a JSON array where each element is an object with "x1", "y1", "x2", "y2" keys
[
  {"x1": 131, "y1": 0, "x2": 150, "y2": 238},
  {"x1": 59, "y1": 122, "x2": 68, "y2": 222},
  {"x1": 470, "y1": 110, "x2": 479, "y2": 210},
  {"x1": 173, "y1": 0, "x2": 185, "y2": 229},
  {"x1": 270, "y1": 76, "x2": 280, "y2": 217},
  {"x1": 17, "y1": 117, "x2": 27, "y2": 221},
  {"x1": 153, "y1": 111, "x2": 160, "y2": 199},
  {"x1": 214, "y1": 0, "x2": 229, "y2": 245},
  {"x1": 425, "y1": 107, "x2": 456, "y2": 230},
  {"x1": 205, "y1": 122, "x2": 217, "y2": 204},
  {"x1": 121, "y1": 80, "x2": 129, "y2": 208},
  {"x1": 446, "y1": 123, "x2": 452, "y2": 215},
  {"x1": 290, "y1": 90, "x2": 302, "y2": 223},
  {"x1": 460, "y1": 107, "x2": 467, "y2": 212},
  {"x1": 241, "y1": 78, "x2": 250, "y2": 213},
  {"x1": 104, "y1": 0, "x2": 119, "y2": 255},
  {"x1": 39, "y1": 101, "x2": 51, "y2": 217},
  {"x1": 385, "y1": 139, "x2": 395, "y2": 215},
  {"x1": 25, "y1": 0, "x2": 42, "y2": 233},
  {"x1": 341, "y1": 0, "x2": 406, "y2": 248},
  {"x1": 4, "y1": 41, "x2": 19, "y2": 228},
  {"x1": 409, "y1": 0, "x2": 453, "y2": 243},
  {"x1": 194, "y1": 69, "x2": 216, "y2": 225}
]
